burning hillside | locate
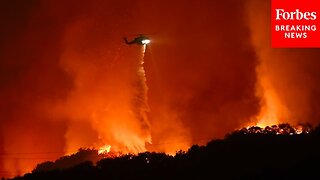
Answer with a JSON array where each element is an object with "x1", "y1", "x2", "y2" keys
[
  {"x1": 11, "y1": 123, "x2": 320, "y2": 180},
  {"x1": 236, "y1": 123, "x2": 312, "y2": 135},
  {"x1": 1, "y1": 0, "x2": 320, "y2": 178},
  {"x1": 34, "y1": 123, "x2": 314, "y2": 172}
]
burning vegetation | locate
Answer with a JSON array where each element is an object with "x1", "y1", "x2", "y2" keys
[
  {"x1": 10, "y1": 123, "x2": 320, "y2": 180},
  {"x1": 1, "y1": 0, "x2": 320, "y2": 178},
  {"x1": 236, "y1": 123, "x2": 312, "y2": 135}
]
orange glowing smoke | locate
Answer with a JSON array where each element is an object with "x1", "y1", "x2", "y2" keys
[
  {"x1": 246, "y1": 0, "x2": 320, "y2": 129},
  {"x1": 253, "y1": 68, "x2": 290, "y2": 127},
  {"x1": 2, "y1": 1, "x2": 320, "y2": 178},
  {"x1": 246, "y1": 0, "x2": 290, "y2": 128},
  {"x1": 55, "y1": 21, "x2": 152, "y2": 155}
]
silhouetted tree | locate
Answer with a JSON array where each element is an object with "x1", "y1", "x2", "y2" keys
[{"x1": 10, "y1": 124, "x2": 320, "y2": 180}]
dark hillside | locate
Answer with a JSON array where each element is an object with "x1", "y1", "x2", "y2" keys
[{"x1": 9, "y1": 124, "x2": 320, "y2": 180}]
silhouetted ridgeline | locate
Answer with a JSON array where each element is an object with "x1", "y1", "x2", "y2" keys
[{"x1": 9, "y1": 124, "x2": 320, "y2": 180}]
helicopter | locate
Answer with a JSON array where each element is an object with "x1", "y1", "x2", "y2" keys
[{"x1": 124, "y1": 34, "x2": 151, "y2": 45}]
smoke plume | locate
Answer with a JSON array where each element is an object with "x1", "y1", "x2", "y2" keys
[
  {"x1": 246, "y1": 0, "x2": 320, "y2": 126},
  {"x1": 1, "y1": 0, "x2": 320, "y2": 177}
]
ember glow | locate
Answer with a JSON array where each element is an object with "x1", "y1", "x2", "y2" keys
[
  {"x1": 238, "y1": 123, "x2": 311, "y2": 135},
  {"x1": 1, "y1": 0, "x2": 320, "y2": 178},
  {"x1": 98, "y1": 145, "x2": 111, "y2": 154}
]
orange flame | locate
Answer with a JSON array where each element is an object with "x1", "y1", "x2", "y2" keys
[
  {"x1": 256, "y1": 85, "x2": 289, "y2": 127},
  {"x1": 252, "y1": 63, "x2": 290, "y2": 128},
  {"x1": 98, "y1": 145, "x2": 111, "y2": 154}
]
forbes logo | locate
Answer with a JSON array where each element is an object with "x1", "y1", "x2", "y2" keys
[
  {"x1": 275, "y1": 9, "x2": 317, "y2": 20},
  {"x1": 271, "y1": 0, "x2": 320, "y2": 48}
]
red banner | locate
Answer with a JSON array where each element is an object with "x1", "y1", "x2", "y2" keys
[{"x1": 271, "y1": 0, "x2": 320, "y2": 48}]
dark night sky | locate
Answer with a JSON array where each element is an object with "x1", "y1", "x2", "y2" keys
[{"x1": 0, "y1": 0, "x2": 320, "y2": 177}]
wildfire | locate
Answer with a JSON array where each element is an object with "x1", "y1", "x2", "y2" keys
[
  {"x1": 98, "y1": 145, "x2": 111, "y2": 154},
  {"x1": 255, "y1": 75, "x2": 290, "y2": 127},
  {"x1": 238, "y1": 123, "x2": 311, "y2": 135}
]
